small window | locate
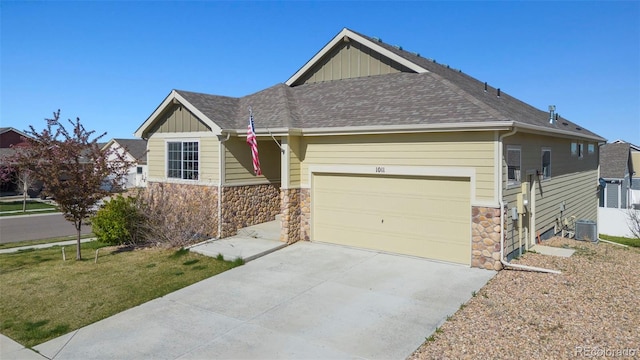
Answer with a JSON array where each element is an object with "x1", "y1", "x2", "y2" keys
[
  {"x1": 541, "y1": 148, "x2": 551, "y2": 180},
  {"x1": 571, "y1": 141, "x2": 584, "y2": 158},
  {"x1": 588, "y1": 143, "x2": 595, "y2": 154},
  {"x1": 578, "y1": 143, "x2": 584, "y2": 158},
  {"x1": 507, "y1": 146, "x2": 521, "y2": 186},
  {"x1": 137, "y1": 166, "x2": 143, "y2": 174},
  {"x1": 167, "y1": 141, "x2": 199, "y2": 180}
]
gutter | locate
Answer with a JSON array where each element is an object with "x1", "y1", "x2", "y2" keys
[
  {"x1": 217, "y1": 132, "x2": 231, "y2": 239},
  {"x1": 498, "y1": 127, "x2": 561, "y2": 274}
]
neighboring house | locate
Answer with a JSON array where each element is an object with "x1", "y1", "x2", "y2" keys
[
  {"x1": 101, "y1": 139, "x2": 148, "y2": 189},
  {"x1": 0, "y1": 127, "x2": 36, "y2": 194},
  {"x1": 599, "y1": 143, "x2": 636, "y2": 209},
  {"x1": 611, "y1": 139, "x2": 640, "y2": 190},
  {"x1": 134, "y1": 28, "x2": 605, "y2": 269}
]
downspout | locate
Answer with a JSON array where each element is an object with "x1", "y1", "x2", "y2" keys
[
  {"x1": 498, "y1": 127, "x2": 561, "y2": 274},
  {"x1": 218, "y1": 132, "x2": 231, "y2": 239}
]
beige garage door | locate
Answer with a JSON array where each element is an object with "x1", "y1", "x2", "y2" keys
[{"x1": 313, "y1": 173, "x2": 471, "y2": 265}]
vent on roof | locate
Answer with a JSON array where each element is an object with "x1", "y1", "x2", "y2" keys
[
  {"x1": 484, "y1": 82, "x2": 488, "y2": 92},
  {"x1": 497, "y1": 88, "x2": 501, "y2": 97},
  {"x1": 409, "y1": 51, "x2": 420, "y2": 57},
  {"x1": 393, "y1": 45, "x2": 403, "y2": 50},
  {"x1": 372, "y1": 36, "x2": 382, "y2": 42},
  {"x1": 549, "y1": 105, "x2": 556, "y2": 125}
]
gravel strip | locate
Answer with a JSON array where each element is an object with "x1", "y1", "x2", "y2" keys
[{"x1": 410, "y1": 237, "x2": 640, "y2": 359}]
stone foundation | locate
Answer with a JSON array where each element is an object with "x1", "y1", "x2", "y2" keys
[
  {"x1": 280, "y1": 188, "x2": 310, "y2": 244},
  {"x1": 471, "y1": 206, "x2": 503, "y2": 270},
  {"x1": 220, "y1": 183, "x2": 281, "y2": 238}
]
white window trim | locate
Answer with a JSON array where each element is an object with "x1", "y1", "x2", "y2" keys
[
  {"x1": 541, "y1": 147, "x2": 551, "y2": 181},
  {"x1": 506, "y1": 145, "x2": 522, "y2": 188},
  {"x1": 165, "y1": 139, "x2": 201, "y2": 181}
]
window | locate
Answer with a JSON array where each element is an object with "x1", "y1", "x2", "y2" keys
[
  {"x1": 541, "y1": 148, "x2": 551, "y2": 180},
  {"x1": 167, "y1": 141, "x2": 199, "y2": 180},
  {"x1": 571, "y1": 141, "x2": 584, "y2": 158},
  {"x1": 137, "y1": 166, "x2": 143, "y2": 174},
  {"x1": 506, "y1": 146, "x2": 521, "y2": 186},
  {"x1": 588, "y1": 143, "x2": 595, "y2": 154}
]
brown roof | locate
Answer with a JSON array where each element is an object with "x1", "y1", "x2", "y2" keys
[
  {"x1": 600, "y1": 143, "x2": 632, "y2": 179},
  {"x1": 167, "y1": 28, "x2": 603, "y2": 141}
]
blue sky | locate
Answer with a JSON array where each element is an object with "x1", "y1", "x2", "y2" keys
[{"x1": 1, "y1": 1, "x2": 639, "y2": 144}]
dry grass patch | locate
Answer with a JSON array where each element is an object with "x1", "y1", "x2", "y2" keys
[
  {"x1": 0, "y1": 242, "x2": 238, "y2": 347},
  {"x1": 411, "y1": 237, "x2": 640, "y2": 359}
]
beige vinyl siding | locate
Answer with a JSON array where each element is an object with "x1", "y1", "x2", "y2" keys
[
  {"x1": 146, "y1": 135, "x2": 219, "y2": 183},
  {"x1": 148, "y1": 104, "x2": 211, "y2": 134},
  {"x1": 502, "y1": 133, "x2": 599, "y2": 255},
  {"x1": 288, "y1": 136, "x2": 301, "y2": 187},
  {"x1": 147, "y1": 137, "x2": 165, "y2": 179},
  {"x1": 224, "y1": 137, "x2": 281, "y2": 185},
  {"x1": 295, "y1": 41, "x2": 413, "y2": 85},
  {"x1": 300, "y1": 132, "x2": 496, "y2": 202}
]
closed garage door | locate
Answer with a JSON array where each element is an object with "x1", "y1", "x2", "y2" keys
[{"x1": 313, "y1": 173, "x2": 471, "y2": 265}]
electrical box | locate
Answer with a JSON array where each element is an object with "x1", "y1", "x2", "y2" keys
[{"x1": 511, "y1": 207, "x2": 518, "y2": 220}]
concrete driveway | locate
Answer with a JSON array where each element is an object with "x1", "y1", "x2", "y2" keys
[{"x1": 34, "y1": 242, "x2": 495, "y2": 359}]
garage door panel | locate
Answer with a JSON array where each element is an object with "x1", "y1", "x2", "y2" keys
[{"x1": 313, "y1": 173, "x2": 471, "y2": 265}]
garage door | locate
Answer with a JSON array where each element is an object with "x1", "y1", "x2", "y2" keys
[{"x1": 313, "y1": 173, "x2": 471, "y2": 265}]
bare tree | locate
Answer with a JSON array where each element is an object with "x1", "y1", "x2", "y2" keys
[
  {"x1": 628, "y1": 209, "x2": 640, "y2": 239},
  {"x1": 10, "y1": 110, "x2": 134, "y2": 259},
  {"x1": 15, "y1": 169, "x2": 36, "y2": 212}
]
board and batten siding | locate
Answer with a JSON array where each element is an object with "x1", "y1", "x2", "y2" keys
[
  {"x1": 294, "y1": 40, "x2": 412, "y2": 85},
  {"x1": 146, "y1": 135, "x2": 219, "y2": 183},
  {"x1": 299, "y1": 132, "x2": 496, "y2": 203},
  {"x1": 224, "y1": 137, "x2": 281, "y2": 185},
  {"x1": 148, "y1": 104, "x2": 211, "y2": 134},
  {"x1": 502, "y1": 133, "x2": 599, "y2": 255}
]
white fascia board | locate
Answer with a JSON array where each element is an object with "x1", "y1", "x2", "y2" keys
[
  {"x1": 285, "y1": 28, "x2": 428, "y2": 86},
  {"x1": 299, "y1": 122, "x2": 513, "y2": 136},
  {"x1": 134, "y1": 90, "x2": 222, "y2": 138},
  {"x1": 231, "y1": 127, "x2": 292, "y2": 138}
]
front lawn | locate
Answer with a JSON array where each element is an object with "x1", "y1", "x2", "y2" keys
[
  {"x1": 0, "y1": 242, "x2": 239, "y2": 347},
  {"x1": 0, "y1": 200, "x2": 57, "y2": 215}
]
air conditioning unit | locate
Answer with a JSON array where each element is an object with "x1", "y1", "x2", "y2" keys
[{"x1": 575, "y1": 220, "x2": 598, "y2": 242}]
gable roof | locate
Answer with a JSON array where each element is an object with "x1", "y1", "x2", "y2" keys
[
  {"x1": 103, "y1": 138, "x2": 148, "y2": 164},
  {"x1": 611, "y1": 139, "x2": 640, "y2": 152},
  {"x1": 600, "y1": 143, "x2": 632, "y2": 179},
  {"x1": 135, "y1": 28, "x2": 605, "y2": 142}
]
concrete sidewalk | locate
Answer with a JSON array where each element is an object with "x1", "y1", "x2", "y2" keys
[
  {"x1": 0, "y1": 238, "x2": 96, "y2": 254},
  {"x1": 188, "y1": 219, "x2": 286, "y2": 262}
]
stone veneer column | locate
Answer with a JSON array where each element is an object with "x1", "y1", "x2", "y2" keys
[
  {"x1": 279, "y1": 188, "x2": 311, "y2": 244},
  {"x1": 280, "y1": 189, "x2": 300, "y2": 244},
  {"x1": 220, "y1": 184, "x2": 281, "y2": 238},
  {"x1": 471, "y1": 206, "x2": 503, "y2": 271}
]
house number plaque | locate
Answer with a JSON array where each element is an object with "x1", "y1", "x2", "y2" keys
[{"x1": 375, "y1": 166, "x2": 385, "y2": 173}]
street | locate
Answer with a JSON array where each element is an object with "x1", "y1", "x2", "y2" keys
[{"x1": 0, "y1": 213, "x2": 93, "y2": 243}]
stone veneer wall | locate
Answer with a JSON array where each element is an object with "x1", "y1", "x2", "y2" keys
[
  {"x1": 280, "y1": 188, "x2": 311, "y2": 244},
  {"x1": 471, "y1": 206, "x2": 503, "y2": 270},
  {"x1": 220, "y1": 183, "x2": 281, "y2": 238}
]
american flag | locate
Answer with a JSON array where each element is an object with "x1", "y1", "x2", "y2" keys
[{"x1": 247, "y1": 113, "x2": 262, "y2": 176}]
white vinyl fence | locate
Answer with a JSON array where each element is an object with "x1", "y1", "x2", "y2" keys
[{"x1": 598, "y1": 207, "x2": 640, "y2": 238}]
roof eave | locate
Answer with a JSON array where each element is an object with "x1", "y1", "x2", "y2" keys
[{"x1": 514, "y1": 123, "x2": 606, "y2": 142}]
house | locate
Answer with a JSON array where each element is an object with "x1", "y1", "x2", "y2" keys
[
  {"x1": 134, "y1": 28, "x2": 605, "y2": 270},
  {"x1": 599, "y1": 143, "x2": 635, "y2": 209},
  {"x1": 0, "y1": 127, "x2": 35, "y2": 194},
  {"x1": 101, "y1": 139, "x2": 148, "y2": 189},
  {"x1": 611, "y1": 140, "x2": 640, "y2": 190}
]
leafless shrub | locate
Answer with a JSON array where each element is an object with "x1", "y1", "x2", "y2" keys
[
  {"x1": 136, "y1": 183, "x2": 218, "y2": 248},
  {"x1": 628, "y1": 209, "x2": 640, "y2": 239}
]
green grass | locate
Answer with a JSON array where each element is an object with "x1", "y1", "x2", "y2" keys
[
  {"x1": 0, "y1": 242, "x2": 240, "y2": 347},
  {"x1": 0, "y1": 200, "x2": 57, "y2": 214},
  {"x1": 599, "y1": 234, "x2": 640, "y2": 247},
  {"x1": 0, "y1": 234, "x2": 95, "y2": 250}
]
